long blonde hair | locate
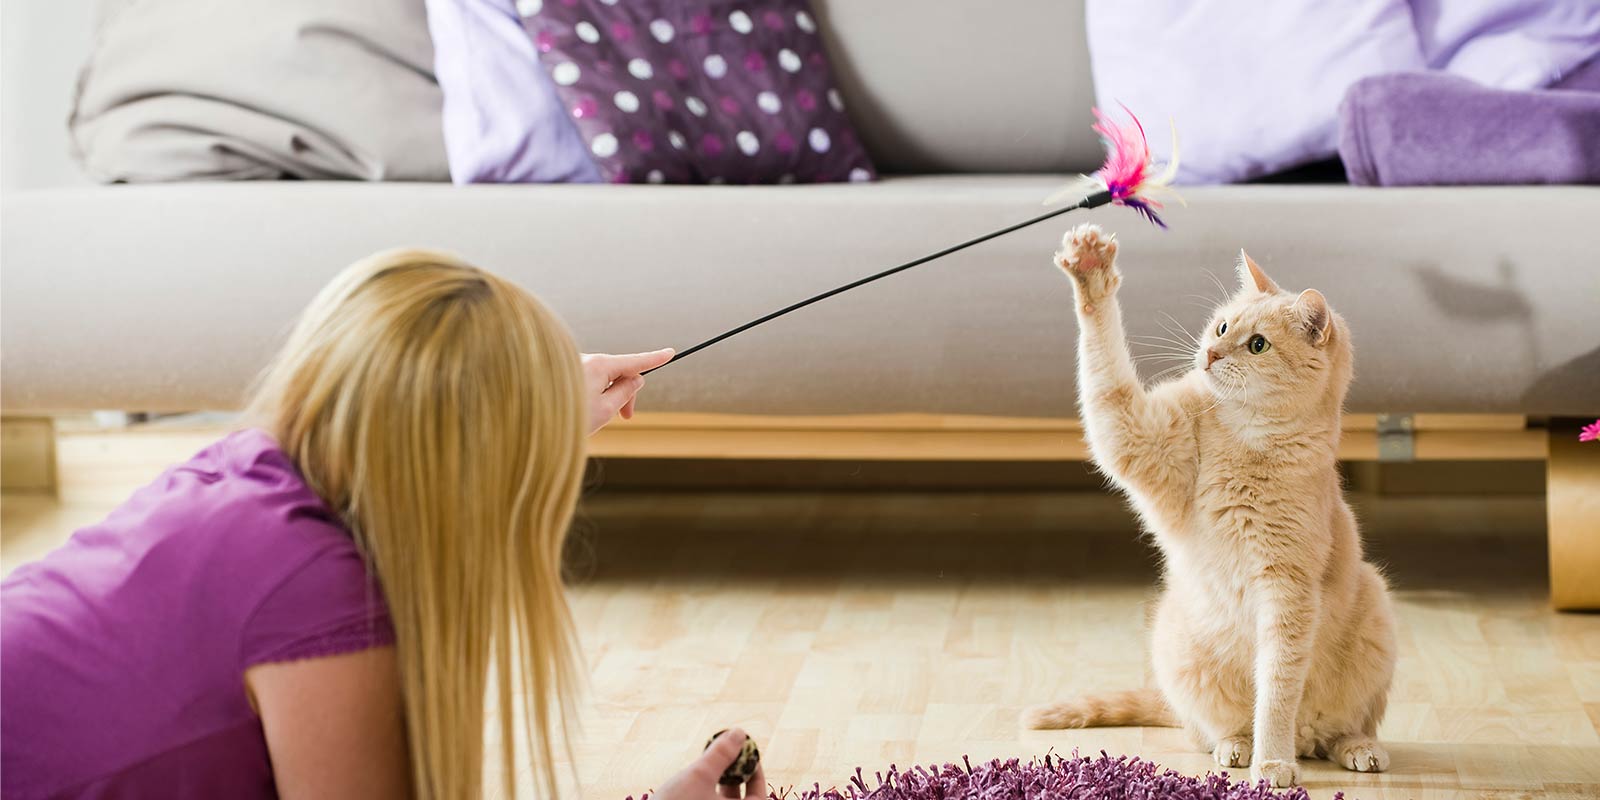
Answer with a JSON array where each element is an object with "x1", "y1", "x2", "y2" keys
[{"x1": 248, "y1": 249, "x2": 586, "y2": 798}]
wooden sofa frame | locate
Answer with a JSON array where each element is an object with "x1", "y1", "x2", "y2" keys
[{"x1": 5, "y1": 413, "x2": 1594, "y2": 610}]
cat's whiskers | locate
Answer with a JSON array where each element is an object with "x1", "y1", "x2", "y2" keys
[
  {"x1": 1191, "y1": 369, "x2": 1244, "y2": 420},
  {"x1": 1130, "y1": 334, "x2": 1199, "y2": 352},
  {"x1": 1134, "y1": 360, "x2": 1196, "y2": 379},
  {"x1": 1131, "y1": 352, "x2": 1193, "y2": 364},
  {"x1": 1202, "y1": 268, "x2": 1232, "y2": 304},
  {"x1": 1158, "y1": 312, "x2": 1200, "y2": 346},
  {"x1": 1147, "y1": 363, "x2": 1195, "y2": 385}
]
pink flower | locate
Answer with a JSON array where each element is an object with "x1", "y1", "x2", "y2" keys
[{"x1": 1580, "y1": 418, "x2": 1600, "y2": 442}]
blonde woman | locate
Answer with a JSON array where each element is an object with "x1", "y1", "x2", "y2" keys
[{"x1": 2, "y1": 250, "x2": 765, "y2": 800}]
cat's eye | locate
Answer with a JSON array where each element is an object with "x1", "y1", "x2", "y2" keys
[
  {"x1": 1216, "y1": 321, "x2": 1228, "y2": 336},
  {"x1": 1248, "y1": 334, "x2": 1271, "y2": 354}
]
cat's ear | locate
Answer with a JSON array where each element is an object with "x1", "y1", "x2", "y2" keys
[
  {"x1": 1236, "y1": 249, "x2": 1281, "y2": 294},
  {"x1": 1293, "y1": 289, "x2": 1332, "y2": 345}
]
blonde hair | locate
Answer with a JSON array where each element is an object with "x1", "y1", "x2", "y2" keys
[{"x1": 248, "y1": 249, "x2": 586, "y2": 799}]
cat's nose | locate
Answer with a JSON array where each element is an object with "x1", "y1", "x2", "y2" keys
[{"x1": 1205, "y1": 348, "x2": 1223, "y2": 370}]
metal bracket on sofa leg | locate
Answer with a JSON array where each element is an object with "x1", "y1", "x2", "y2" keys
[{"x1": 1375, "y1": 414, "x2": 1415, "y2": 462}]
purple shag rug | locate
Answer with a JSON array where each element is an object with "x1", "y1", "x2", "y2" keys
[{"x1": 629, "y1": 752, "x2": 1345, "y2": 800}]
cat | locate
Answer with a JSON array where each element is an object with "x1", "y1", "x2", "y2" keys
[{"x1": 1023, "y1": 224, "x2": 1398, "y2": 788}]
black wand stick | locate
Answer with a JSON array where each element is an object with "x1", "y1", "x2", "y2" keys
[{"x1": 643, "y1": 189, "x2": 1114, "y2": 375}]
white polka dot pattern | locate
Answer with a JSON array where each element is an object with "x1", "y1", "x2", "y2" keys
[
  {"x1": 528, "y1": 1, "x2": 877, "y2": 184},
  {"x1": 551, "y1": 62, "x2": 580, "y2": 85}
]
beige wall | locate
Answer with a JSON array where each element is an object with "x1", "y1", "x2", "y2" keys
[{"x1": 1, "y1": 1, "x2": 95, "y2": 191}]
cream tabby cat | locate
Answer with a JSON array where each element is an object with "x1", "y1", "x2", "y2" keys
[{"x1": 1024, "y1": 224, "x2": 1397, "y2": 788}]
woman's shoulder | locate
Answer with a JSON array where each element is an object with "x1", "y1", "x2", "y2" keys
[
  {"x1": 133, "y1": 428, "x2": 359, "y2": 580},
  {"x1": 206, "y1": 430, "x2": 393, "y2": 667},
  {"x1": 5, "y1": 428, "x2": 383, "y2": 655}
]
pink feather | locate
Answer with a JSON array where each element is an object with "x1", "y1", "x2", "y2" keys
[{"x1": 1045, "y1": 105, "x2": 1181, "y2": 228}]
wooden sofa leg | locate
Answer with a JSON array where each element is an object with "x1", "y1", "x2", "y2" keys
[
  {"x1": 1549, "y1": 419, "x2": 1600, "y2": 611},
  {"x1": 1, "y1": 416, "x2": 57, "y2": 495}
]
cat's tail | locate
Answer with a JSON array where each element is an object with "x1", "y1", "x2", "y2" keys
[{"x1": 1022, "y1": 688, "x2": 1178, "y2": 729}]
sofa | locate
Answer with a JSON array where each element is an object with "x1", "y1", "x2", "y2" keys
[{"x1": 2, "y1": 1, "x2": 1597, "y2": 605}]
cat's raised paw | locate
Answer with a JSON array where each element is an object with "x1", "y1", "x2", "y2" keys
[
  {"x1": 1213, "y1": 736, "x2": 1252, "y2": 769},
  {"x1": 1251, "y1": 759, "x2": 1300, "y2": 788},
  {"x1": 1332, "y1": 738, "x2": 1390, "y2": 773},
  {"x1": 1055, "y1": 224, "x2": 1121, "y2": 309},
  {"x1": 1056, "y1": 224, "x2": 1118, "y2": 274}
]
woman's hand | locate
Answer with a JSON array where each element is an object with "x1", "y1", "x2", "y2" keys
[
  {"x1": 581, "y1": 350, "x2": 674, "y2": 434},
  {"x1": 650, "y1": 729, "x2": 767, "y2": 800}
]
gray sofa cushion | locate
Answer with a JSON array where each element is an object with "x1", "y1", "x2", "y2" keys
[
  {"x1": 70, "y1": 0, "x2": 448, "y2": 182},
  {"x1": 3, "y1": 179, "x2": 1596, "y2": 415}
]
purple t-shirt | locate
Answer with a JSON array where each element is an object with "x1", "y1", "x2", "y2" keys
[{"x1": 2, "y1": 429, "x2": 393, "y2": 799}]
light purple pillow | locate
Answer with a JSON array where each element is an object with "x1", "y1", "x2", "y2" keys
[
  {"x1": 1410, "y1": 0, "x2": 1600, "y2": 90},
  {"x1": 1085, "y1": 1, "x2": 1426, "y2": 184},
  {"x1": 521, "y1": 0, "x2": 877, "y2": 184},
  {"x1": 425, "y1": 0, "x2": 600, "y2": 183}
]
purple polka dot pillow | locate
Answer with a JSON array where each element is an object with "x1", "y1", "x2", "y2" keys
[{"x1": 520, "y1": 0, "x2": 877, "y2": 184}]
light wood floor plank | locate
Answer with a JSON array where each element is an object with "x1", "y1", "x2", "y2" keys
[{"x1": 3, "y1": 427, "x2": 1596, "y2": 799}]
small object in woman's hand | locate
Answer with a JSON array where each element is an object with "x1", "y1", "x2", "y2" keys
[{"x1": 703, "y1": 729, "x2": 760, "y2": 786}]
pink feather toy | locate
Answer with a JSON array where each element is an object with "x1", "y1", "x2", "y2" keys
[{"x1": 645, "y1": 106, "x2": 1180, "y2": 373}]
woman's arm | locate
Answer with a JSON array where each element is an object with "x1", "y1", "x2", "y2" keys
[
  {"x1": 249, "y1": 648, "x2": 764, "y2": 799},
  {"x1": 246, "y1": 647, "x2": 411, "y2": 800}
]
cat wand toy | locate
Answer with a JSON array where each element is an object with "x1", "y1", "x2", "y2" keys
[{"x1": 643, "y1": 105, "x2": 1180, "y2": 375}]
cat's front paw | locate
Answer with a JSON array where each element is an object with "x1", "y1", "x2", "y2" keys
[
  {"x1": 1055, "y1": 223, "x2": 1121, "y2": 312},
  {"x1": 1251, "y1": 759, "x2": 1300, "y2": 788}
]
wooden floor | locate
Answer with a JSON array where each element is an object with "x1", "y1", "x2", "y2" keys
[{"x1": 4, "y1": 431, "x2": 1599, "y2": 799}]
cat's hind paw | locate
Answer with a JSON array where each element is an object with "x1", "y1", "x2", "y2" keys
[
  {"x1": 1331, "y1": 737, "x2": 1390, "y2": 773},
  {"x1": 1251, "y1": 759, "x2": 1300, "y2": 788},
  {"x1": 1213, "y1": 736, "x2": 1252, "y2": 769}
]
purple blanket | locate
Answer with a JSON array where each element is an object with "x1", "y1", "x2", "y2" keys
[{"x1": 1339, "y1": 57, "x2": 1600, "y2": 186}]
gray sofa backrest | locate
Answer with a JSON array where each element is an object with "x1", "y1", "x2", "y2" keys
[
  {"x1": 816, "y1": 0, "x2": 1100, "y2": 174},
  {"x1": 0, "y1": 0, "x2": 1102, "y2": 190}
]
